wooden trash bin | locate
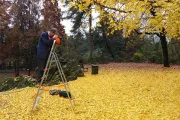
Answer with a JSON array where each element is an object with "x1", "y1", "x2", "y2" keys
[{"x1": 91, "y1": 64, "x2": 98, "y2": 74}]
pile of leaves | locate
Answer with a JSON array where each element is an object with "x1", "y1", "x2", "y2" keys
[{"x1": 0, "y1": 63, "x2": 179, "y2": 119}]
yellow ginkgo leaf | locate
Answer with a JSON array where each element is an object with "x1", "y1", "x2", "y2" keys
[{"x1": 51, "y1": 0, "x2": 55, "y2": 3}]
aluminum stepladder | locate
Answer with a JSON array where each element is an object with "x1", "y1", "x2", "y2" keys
[{"x1": 32, "y1": 40, "x2": 74, "y2": 111}]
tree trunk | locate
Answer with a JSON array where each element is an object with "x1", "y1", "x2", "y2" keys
[
  {"x1": 15, "y1": 45, "x2": 20, "y2": 77},
  {"x1": 28, "y1": 49, "x2": 32, "y2": 76},
  {"x1": 14, "y1": 59, "x2": 19, "y2": 77},
  {"x1": 28, "y1": 62, "x2": 31, "y2": 76},
  {"x1": 9, "y1": 60, "x2": 11, "y2": 69},
  {"x1": 102, "y1": 27, "x2": 114, "y2": 58},
  {"x1": 160, "y1": 32, "x2": 170, "y2": 67},
  {"x1": 89, "y1": 8, "x2": 93, "y2": 61},
  {"x1": 14, "y1": 60, "x2": 16, "y2": 76},
  {"x1": 16, "y1": 58, "x2": 20, "y2": 76}
]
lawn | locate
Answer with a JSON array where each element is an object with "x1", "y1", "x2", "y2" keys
[{"x1": 0, "y1": 63, "x2": 179, "y2": 120}]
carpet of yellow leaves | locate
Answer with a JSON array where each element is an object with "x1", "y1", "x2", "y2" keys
[{"x1": 0, "y1": 63, "x2": 180, "y2": 120}]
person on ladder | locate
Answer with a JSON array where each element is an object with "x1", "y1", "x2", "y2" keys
[{"x1": 36, "y1": 28, "x2": 58, "y2": 84}]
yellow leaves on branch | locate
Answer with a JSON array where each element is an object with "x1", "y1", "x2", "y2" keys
[
  {"x1": 71, "y1": 0, "x2": 92, "y2": 11},
  {"x1": 51, "y1": 0, "x2": 55, "y2": 3},
  {"x1": 61, "y1": 0, "x2": 180, "y2": 39}
]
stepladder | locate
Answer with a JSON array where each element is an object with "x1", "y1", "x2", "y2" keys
[{"x1": 32, "y1": 40, "x2": 75, "y2": 111}]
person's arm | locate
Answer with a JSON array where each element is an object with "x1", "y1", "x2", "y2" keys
[{"x1": 40, "y1": 32, "x2": 53, "y2": 46}]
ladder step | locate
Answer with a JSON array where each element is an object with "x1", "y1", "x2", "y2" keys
[
  {"x1": 41, "y1": 75, "x2": 47, "y2": 80},
  {"x1": 32, "y1": 41, "x2": 74, "y2": 111},
  {"x1": 44, "y1": 69, "x2": 49, "y2": 72},
  {"x1": 50, "y1": 60, "x2": 60, "y2": 62}
]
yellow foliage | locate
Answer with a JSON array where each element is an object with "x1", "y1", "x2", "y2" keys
[
  {"x1": 0, "y1": 63, "x2": 180, "y2": 119},
  {"x1": 51, "y1": 0, "x2": 55, "y2": 3},
  {"x1": 61, "y1": 0, "x2": 180, "y2": 39}
]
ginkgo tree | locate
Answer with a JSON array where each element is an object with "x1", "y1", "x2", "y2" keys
[{"x1": 60, "y1": 0, "x2": 180, "y2": 67}]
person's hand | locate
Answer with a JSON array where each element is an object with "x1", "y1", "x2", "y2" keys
[{"x1": 52, "y1": 35, "x2": 58, "y2": 40}]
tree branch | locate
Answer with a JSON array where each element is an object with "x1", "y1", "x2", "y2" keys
[
  {"x1": 93, "y1": 1, "x2": 131, "y2": 13},
  {"x1": 134, "y1": 29, "x2": 160, "y2": 37}
]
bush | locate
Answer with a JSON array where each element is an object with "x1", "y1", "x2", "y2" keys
[
  {"x1": 43, "y1": 58, "x2": 84, "y2": 85},
  {"x1": 133, "y1": 52, "x2": 143, "y2": 62}
]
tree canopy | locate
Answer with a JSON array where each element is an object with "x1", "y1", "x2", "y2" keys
[{"x1": 62, "y1": 0, "x2": 179, "y2": 39}]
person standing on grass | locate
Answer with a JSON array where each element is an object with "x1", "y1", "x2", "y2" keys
[{"x1": 36, "y1": 28, "x2": 58, "y2": 84}]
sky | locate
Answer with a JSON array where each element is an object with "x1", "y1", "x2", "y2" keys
[
  {"x1": 59, "y1": 2, "x2": 73, "y2": 35},
  {"x1": 59, "y1": 2, "x2": 99, "y2": 35}
]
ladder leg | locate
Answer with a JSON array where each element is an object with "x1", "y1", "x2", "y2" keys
[
  {"x1": 32, "y1": 41, "x2": 75, "y2": 111},
  {"x1": 54, "y1": 53, "x2": 71, "y2": 91},
  {"x1": 39, "y1": 42, "x2": 56, "y2": 86},
  {"x1": 32, "y1": 41, "x2": 56, "y2": 111},
  {"x1": 53, "y1": 53, "x2": 75, "y2": 109},
  {"x1": 45, "y1": 57, "x2": 53, "y2": 83},
  {"x1": 53, "y1": 52, "x2": 73, "y2": 92}
]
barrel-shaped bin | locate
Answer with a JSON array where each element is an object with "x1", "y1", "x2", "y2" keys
[{"x1": 91, "y1": 64, "x2": 98, "y2": 74}]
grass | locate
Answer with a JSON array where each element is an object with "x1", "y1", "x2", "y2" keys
[{"x1": 0, "y1": 63, "x2": 180, "y2": 120}]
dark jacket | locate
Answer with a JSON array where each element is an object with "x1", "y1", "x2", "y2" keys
[{"x1": 36, "y1": 32, "x2": 53, "y2": 59}]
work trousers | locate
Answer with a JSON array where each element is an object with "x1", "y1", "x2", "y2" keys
[{"x1": 37, "y1": 58, "x2": 48, "y2": 83}]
